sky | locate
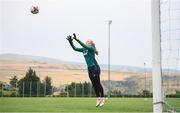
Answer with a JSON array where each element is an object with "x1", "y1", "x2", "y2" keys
[{"x1": 0, "y1": 0, "x2": 152, "y2": 67}]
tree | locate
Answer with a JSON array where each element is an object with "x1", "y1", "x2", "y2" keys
[
  {"x1": 111, "y1": 89, "x2": 122, "y2": 97},
  {"x1": 65, "y1": 82, "x2": 95, "y2": 97},
  {"x1": 18, "y1": 67, "x2": 40, "y2": 96},
  {"x1": 9, "y1": 76, "x2": 18, "y2": 88},
  {"x1": 9, "y1": 76, "x2": 18, "y2": 96},
  {"x1": 176, "y1": 90, "x2": 180, "y2": 97},
  {"x1": 43, "y1": 76, "x2": 52, "y2": 95},
  {"x1": 0, "y1": 81, "x2": 3, "y2": 96},
  {"x1": 138, "y1": 90, "x2": 152, "y2": 97}
]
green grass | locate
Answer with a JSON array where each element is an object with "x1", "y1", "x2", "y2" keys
[{"x1": 0, "y1": 97, "x2": 179, "y2": 112}]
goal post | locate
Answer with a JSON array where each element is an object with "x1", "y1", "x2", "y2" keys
[
  {"x1": 151, "y1": 0, "x2": 163, "y2": 112},
  {"x1": 152, "y1": 0, "x2": 180, "y2": 112}
]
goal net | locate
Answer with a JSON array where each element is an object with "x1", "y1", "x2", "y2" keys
[{"x1": 160, "y1": 0, "x2": 180, "y2": 111}]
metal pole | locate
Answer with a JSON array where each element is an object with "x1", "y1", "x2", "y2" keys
[
  {"x1": 108, "y1": 20, "x2": 112, "y2": 98},
  {"x1": 151, "y1": 0, "x2": 163, "y2": 112},
  {"x1": 59, "y1": 83, "x2": 61, "y2": 96},
  {"x1": 144, "y1": 62, "x2": 147, "y2": 98},
  {"x1": 51, "y1": 86, "x2": 53, "y2": 97},
  {"x1": 67, "y1": 84, "x2": 69, "y2": 97},
  {"x1": 89, "y1": 83, "x2": 92, "y2": 97},
  {"x1": 74, "y1": 83, "x2": 76, "y2": 97},
  {"x1": 149, "y1": 79, "x2": 151, "y2": 96},
  {"x1": 15, "y1": 81, "x2": 17, "y2": 97},
  {"x1": 23, "y1": 81, "x2": 24, "y2": 97},
  {"x1": 37, "y1": 81, "x2": 39, "y2": 97},
  {"x1": 51, "y1": 86, "x2": 52, "y2": 97},
  {"x1": 82, "y1": 83, "x2": 84, "y2": 97},
  {"x1": 167, "y1": 80, "x2": 169, "y2": 98},
  {"x1": 1, "y1": 83, "x2": 3, "y2": 97},
  {"x1": 44, "y1": 82, "x2": 46, "y2": 97},
  {"x1": 176, "y1": 76, "x2": 178, "y2": 91},
  {"x1": 178, "y1": 78, "x2": 180, "y2": 98},
  {"x1": 30, "y1": 81, "x2": 32, "y2": 97},
  {"x1": 144, "y1": 63, "x2": 147, "y2": 91}
]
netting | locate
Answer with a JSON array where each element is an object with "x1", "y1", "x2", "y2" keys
[{"x1": 160, "y1": 0, "x2": 180, "y2": 111}]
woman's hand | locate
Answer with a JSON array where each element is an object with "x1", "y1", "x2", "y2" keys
[
  {"x1": 66, "y1": 35, "x2": 73, "y2": 42},
  {"x1": 73, "y1": 33, "x2": 78, "y2": 40}
]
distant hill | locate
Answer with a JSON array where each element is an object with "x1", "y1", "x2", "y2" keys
[
  {"x1": 0, "y1": 53, "x2": 64, "y2": 64},
  {"x1": 1, "y1": 53, "x2": 144, "y2": 87},
  {"x1": 0, "y1": 53, "x2": 178, "y2": 93},
  {"x1": 0, "y1": 53, "x2": 151, "y2": 73}
]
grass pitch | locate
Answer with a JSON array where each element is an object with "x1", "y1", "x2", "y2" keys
[{"x1": 0, "y1": 97, "x2": 179, "y2": 112}]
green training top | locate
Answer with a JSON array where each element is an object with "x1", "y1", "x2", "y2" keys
[{"x1": 69, "y1": 39, "x2": 98, "y2": 67}]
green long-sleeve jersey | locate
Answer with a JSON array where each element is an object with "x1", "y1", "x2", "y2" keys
[{"x1": 69, "y1": 39, "x2": 98, "y2": 67}]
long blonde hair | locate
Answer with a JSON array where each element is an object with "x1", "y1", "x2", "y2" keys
[{"x1": 86, "y1": 40, "x2": 99, "y2": 55}]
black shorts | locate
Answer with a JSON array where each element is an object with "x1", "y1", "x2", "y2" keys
[{"x1": 88, "y1": 65, "x2": 100, "y2": 78}]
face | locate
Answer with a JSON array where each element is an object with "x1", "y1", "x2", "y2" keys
[{"x1": 86, "y1": 40, "x2": 93, "y2": 46}]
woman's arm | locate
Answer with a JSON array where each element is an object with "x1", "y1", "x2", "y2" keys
[
  {"x1": 69, "y1": 40, "x2": 84, "y2": 52},
  {"x1": 73, "y1": 34, "x2": 94, "y2": 51}
]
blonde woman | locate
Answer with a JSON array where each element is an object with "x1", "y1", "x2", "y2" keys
[{"x1": 66, "y1": 33, "x2": 106, "y2": 107}]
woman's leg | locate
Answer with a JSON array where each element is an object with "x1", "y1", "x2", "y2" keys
[
  {"x1": 88, "y1": 66, "x2": 104, "y2": 97},
  {"x1": 95, "y1": 66, "x2": 104, "y2": 97},
  {"x1": 88, "y1": 66, "x2": 106, "y2": 107},
  {"x1": 88, "y1": 66, "x2": 100, "y2": 97},
  {"x1": 89, "y1": 76, "x2": 100, "y2": 97},
  {"x1": 95, "y1": 75, "x2": 104, "y2": 97},
  {"x1": 95, "y1": 68, "x2": 106, "y2": 107}
]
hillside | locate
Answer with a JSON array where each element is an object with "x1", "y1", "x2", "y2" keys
[
  {"x1": 0, "y1": 53, "x2": 150, "y2": 72},
  {"x1": 0, "y1": 53, "x2": 148, "y2": 87},
  {"x1": 1, "y1": 53, "x2": 179, "y2": 94}
]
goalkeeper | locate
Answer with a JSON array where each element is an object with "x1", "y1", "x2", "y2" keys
[{"x1": 66, "y1": 33, "x2": 106, "y2": 107}]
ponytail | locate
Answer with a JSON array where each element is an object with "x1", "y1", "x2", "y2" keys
[
  {"x1": 95, "y1": 50, "x2": 99, "y2": 55},
  {"x1": 92, "y1": 43, "x2": 99, "y2": 55}
]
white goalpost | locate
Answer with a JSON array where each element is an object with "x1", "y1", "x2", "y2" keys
[
  {"x1": 151, "y1": 0, "x2": 163, "y2": 112},
  {"x1": 152, "y1": 0, "x2": 180, "y2": 112}
]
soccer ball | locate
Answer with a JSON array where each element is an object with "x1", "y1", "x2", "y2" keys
[{"x1": 30, "y1": 5, "x2": 39, "y2": 14}]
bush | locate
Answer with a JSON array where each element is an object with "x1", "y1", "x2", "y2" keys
[
  {"x1": 10, "y1": 92, "x2": 17, "y2": 97},
  {"x1": 59, "y1": 92, "x2": 68, "y2": 97}
]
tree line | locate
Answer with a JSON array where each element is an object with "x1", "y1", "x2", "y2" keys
[
  {"x1": 1, "y1": 68, "x2": 52, "y2": 97},
  {"x1": 63, "y1": 82, "x2": 153, "y2": 97},
  {"x1": 0, "y1": 67, "x2": 179, "y2": 97}
]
